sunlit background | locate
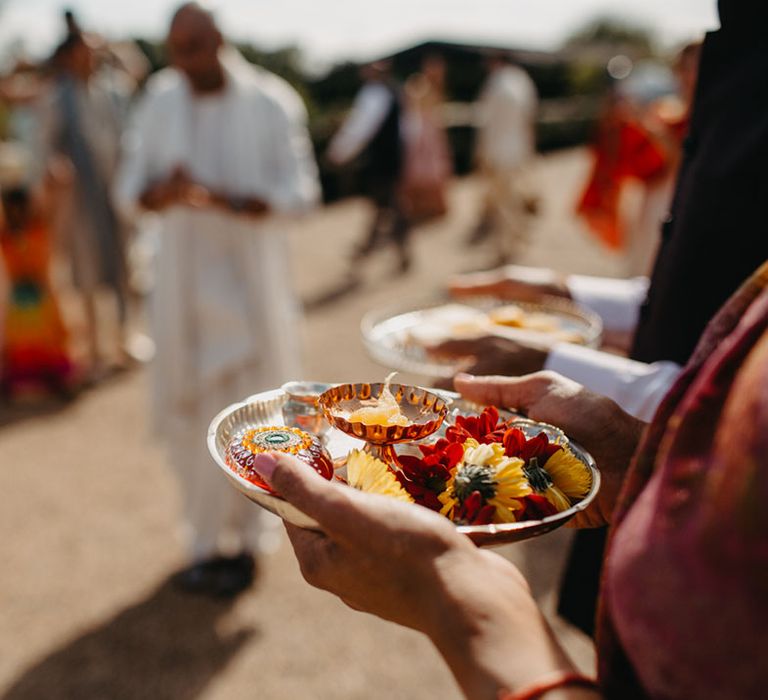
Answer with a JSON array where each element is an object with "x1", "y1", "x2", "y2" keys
[{"x1": 1, "y1": 0, "x2": 718, "y2": 68}]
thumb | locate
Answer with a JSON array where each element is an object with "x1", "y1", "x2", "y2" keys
[
  {"x1": 251, "y1": 451, "x2": 363, "y2": 536},
  {"x1": 453, "y1": 372, "x2": 541, "y2": 412}
]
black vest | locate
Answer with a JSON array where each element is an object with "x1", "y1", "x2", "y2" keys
[{"x1": 359, "y1": 80, "x2": 402, "y2": 185}]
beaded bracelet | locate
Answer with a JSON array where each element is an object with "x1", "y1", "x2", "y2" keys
[{"x1": 499, "y1": 670, "x2": 600, "y2": 700}]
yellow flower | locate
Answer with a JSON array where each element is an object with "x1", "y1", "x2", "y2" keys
[
  {"x1": 345, "y1": 450, "x2": 414, "y2": 502},
  {"x1": 544, "y1": 448, "x2": 592, "y2": 501},
  {"x1": 488, "y1": 457, "x2": 532, "y2": 520},
  {"x1": 524, "y1": 447, "x2": 591, "y2": 512},
  {"x1": 439, "y1": 440, "x2": 531, "y2": 524}
]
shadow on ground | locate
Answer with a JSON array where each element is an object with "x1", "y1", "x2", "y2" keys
[
  {"x1": 0, "y1": 366, "x2": 138, "y2": 429},
  {"x1": 3, "y1": 575, "x2": 258, "y2": 700},
  {"x1": 302, "y1": 272, "x2": 363, "y2": 312},
  {"x1": 0, "y1": 398, "x2": 72, "y2": 429}
]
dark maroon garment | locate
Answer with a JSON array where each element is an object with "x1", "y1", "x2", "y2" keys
[{"x1": 597, "y1": 264, "x2": 768, "y2": 698}]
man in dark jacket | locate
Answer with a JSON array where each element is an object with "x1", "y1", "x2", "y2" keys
[{"x1": 326, "y1": 61, "x2": 411, "y2": 272}]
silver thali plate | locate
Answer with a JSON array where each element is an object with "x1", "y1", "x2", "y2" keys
[
  {"x1": 361, "y1": 295, "x2": 603, "y2": 379},
  {"x1": 207, "y1": 384, "x2": 600, "y2": 547}
]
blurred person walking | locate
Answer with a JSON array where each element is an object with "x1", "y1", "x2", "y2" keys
[
  {"x1": 41, "y1": 20, "x2": 129, "y2": 379},
  {"x1": 399, "y1": 53, "x2": 452, "y2": 223},
  {"x1": 469, "y1": 51, "x2": 538, "y2": 263},
  {"x1": 326, "y1": 61, "x2": 412, "y2": 273},
  {"x1": 116, "y1": 3, "x2": 320, "y2": 596},
  {"x1": 0, "y1": 142, "x2": 75, "y2": 399}
]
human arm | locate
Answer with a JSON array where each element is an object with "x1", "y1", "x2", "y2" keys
[
  {"x1": 251, "y1": 451, "x2": 600, "y2": 700},
  {"x1": 545, "y1": 344, "x2": 680, "y2": 422},
  {"x1": 430, "y1": 335, "x2": 679, "y2": 421},
  {"x1": 114, "y1": 101, "x2": 273, "y2": 217},
  {"x1": 114, "y1": 92, "x2": 160, "y2": 216},
  {"x1": 325, "y1": 83, "x2": 393, "y2": 165},
  {"x1": 151, "y1": 92, "x2": 319, "y2": 218},
  {"x1": 114, "y1": 101, "x2": 204, "y2": 215},
  {"x1": 545, "y1": 271, "x2": 681, "y2": 421}
]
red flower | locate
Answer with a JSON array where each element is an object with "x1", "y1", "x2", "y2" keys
[
  {"x1": 519, "y1": 493, "x2": 559, "y2": 520},
  {"x1": 446, "y1": 406, "x2": 512, "y2": 445},
  {"x1": 396, "y1": 407, "x2": 571, "y2": 520},
  {"x1": 396, "y1": 438, "x2": 464, "y2": 510},
  {"x1": 502, "y1": 427, "x2": 562, "y2": 464},
  {"x1": 447, "y1": 408, "x2": 563, "y2": 467},
  {"x1": 454, "y1": 490, "x2": 496, "y2": 526}
]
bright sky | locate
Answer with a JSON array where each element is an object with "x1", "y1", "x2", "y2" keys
[{"x1": 0, "y1": 0, "x2": 719, "y2": 70}]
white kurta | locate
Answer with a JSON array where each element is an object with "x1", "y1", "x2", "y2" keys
[
  {"x1": 474, "y1": 65, "x2": 538, "y2": 256},
  {"x1": 475, "y1": 65, "x2": 537, "y2": 172},
  {"x1": 116, "y1": 51, "x2": 320, "y2": 559}
]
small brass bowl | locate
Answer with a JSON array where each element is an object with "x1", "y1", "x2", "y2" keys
[{"x1": 318, "y1": 382, "x2": 449, "y2": 447}]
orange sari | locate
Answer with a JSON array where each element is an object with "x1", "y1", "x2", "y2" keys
[{"x1": 577, "y1": 111, "x2": 668, "y2": 251}]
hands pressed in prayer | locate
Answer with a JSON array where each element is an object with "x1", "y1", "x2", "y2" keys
[
  {"x1": 249, "y1": 450, "x2": 590, "y2": 700},
  {"x1": 140, "y1": 165, "x2": 200, "y2": 211},
  {"x1": 140, "y1": 165, "x2": 270, "y2": 217},
  {"x1": 455, "y1": 372, "x2": 644, "y2": 528}
]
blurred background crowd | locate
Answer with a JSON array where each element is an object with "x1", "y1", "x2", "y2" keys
[
  {"x1": 0, "y1": 2, "x2": 704, "y2": 397},
  {"x1": 0, "y1": 1, "x2": 721, "y2": 698}
]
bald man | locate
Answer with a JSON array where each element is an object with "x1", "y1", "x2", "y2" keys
[{"x1": 116, "y1": 3, "x2": 320, "y2": 596}]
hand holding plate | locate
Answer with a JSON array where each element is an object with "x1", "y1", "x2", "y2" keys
[{"x1": 455, "y1": 371, "x2": 644, "y2": 528}]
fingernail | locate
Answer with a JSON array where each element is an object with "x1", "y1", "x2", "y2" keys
[
  {"x1": 252, "y1": 453, "x2": 278, "y2": 481},
  {"x1": 455, "y1": 372, "x2": 474, "y2": 381}
]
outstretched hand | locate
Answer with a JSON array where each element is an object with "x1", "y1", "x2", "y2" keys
[{"x1": 455, "y1": 371, "x2": 645, "y2": 528}]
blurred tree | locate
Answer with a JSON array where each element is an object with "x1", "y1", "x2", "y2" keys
[
  {"x1": 560, "y1": 17, "x2": 658, "y2": 111},
  {"x1": 236, "y1": 43, "x2": 316, "y2": 116},
  {"x1": 564, "y1": 16, "x2": 656, "y2": 56}
]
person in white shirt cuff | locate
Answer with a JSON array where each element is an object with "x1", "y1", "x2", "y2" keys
[{"x1": 438, "y1": 265, "x2": 682, "y2": 423}]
